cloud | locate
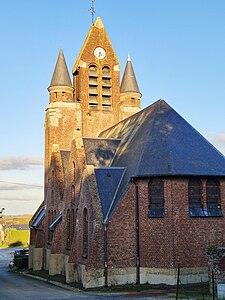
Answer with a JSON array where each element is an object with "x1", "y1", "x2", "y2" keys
[
  {"x1": 208, "y1": 133, "x2": 225, "y2": 146},
  {"x1": 0, "y1": 194, "x2": 42, "y2": 202},
  {"x1": 0, "y1": 181, "x2": 43, "y2": 191},
  {"x1": 0, "y1": 156, "x2": 43, "y2": 170},
  {"x1": 207, "y1": 132, "x2": 225, "y2": 154}
]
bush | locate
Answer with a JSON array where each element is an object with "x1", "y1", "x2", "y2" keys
[{"x1": 13, "y1": 249, "x2": 29, "y2": 269}]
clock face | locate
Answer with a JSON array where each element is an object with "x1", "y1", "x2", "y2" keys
[{"x1": 94, "y1": 47, "x2": 106, "y2": 59}]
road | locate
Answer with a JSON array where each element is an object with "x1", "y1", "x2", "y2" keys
[{"x1": 0, "y1": 248, "x2": 160, "y2": 300}]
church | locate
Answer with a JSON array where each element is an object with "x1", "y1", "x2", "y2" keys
[{"x1": 29, "y1": 17, "x2": 225, "y2": 288}]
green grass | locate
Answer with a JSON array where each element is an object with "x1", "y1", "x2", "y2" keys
[
  {"x1": 28, "y1": 269, "x2": 66, "y2": 284},
  {"x1": 1, "y1": 228, "x2": 29, "y2": 248}
]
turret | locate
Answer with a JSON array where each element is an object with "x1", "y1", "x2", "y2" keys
[
  {"x1": 119, "y1": 54, "x2": 142, "y2": 120},
  {"x1": 48, "y1": 49, "x2": 74, "y2": 103}
]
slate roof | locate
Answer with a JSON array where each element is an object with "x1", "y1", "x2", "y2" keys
[
  {"x1": 97, "y1": 99, "x2": 225, "y2": 221},
  {"x1": 120, "y1": 55, "x2": 140, "y2": 94},
  {"x1": 83, "y1": 138, "x2": 121, "y2": 167},
  {"x1": 49, "y1": 49, "x2": 72, "y2": 87},
  {"x1": 95, "y1": 168, "x2": 125, "y2": 219}
]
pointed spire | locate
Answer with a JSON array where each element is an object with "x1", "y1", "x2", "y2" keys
[
  {"x1": 49, "y1": 49, "x2": 72, "y2": 87},
  {"x1": 94, "y1": 16, "x2": 104, "y2": 29},
  {"x1": 120, "y1": 55, "x2": 140, "y2": 93}
]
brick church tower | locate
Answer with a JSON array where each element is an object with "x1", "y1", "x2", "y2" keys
[{"x1": 72, "y1": 17, "x2": 121, "y2": 137}]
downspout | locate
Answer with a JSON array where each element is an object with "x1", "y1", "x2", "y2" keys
[
  {"x1": 104, "y1": 222, "x2": 108, "y2": 287},
  {"x1": 134, "y1": 178, "x2": 140, "y2": 284}
]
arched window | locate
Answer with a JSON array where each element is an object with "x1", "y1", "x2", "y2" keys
[
  {"x1": 88, "y1": 65, "x2": 98, "y2": 109},
  {"x1": 71, "y1": 209, "x2": 75, "y2": 239},
  {"x1": 48, "y1": 210, "x2": 51, "y2": 243},
  {"x1": 102, "y1": 66, "x2": 112, "y2": 110},
  {"x1": 148, "y1": 179, "x2": 164, "y2": 217},
  {"x1": 66, "y1": 209, "x2": 71, "y2": 249},
  {"x1": 51, "y1": 190, "x2": 54, "y2": 206},
  {"x1": 51, "y1": 170, "x2": 54, "y2": 187},
  {"x1": 83, "y1": 208, "x2": 88, "y2": 257},
  {"x1": 206, "y1": 179, "x2": 222, "y2": 216},
  {"x1": 73, "y1": 161, "x2": 76, "y2": 182},
  {"x1": 71, "y1": 185, "x2": 75, "y2": 205}
]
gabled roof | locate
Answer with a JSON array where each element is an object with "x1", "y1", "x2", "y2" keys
[
  {"x1": 72, "y1": 17, "x2": 119, "y2": 73},
  {"x1": 49, "y1": 49, "x2": 72, "y2": 87},
  {"x1": 120, "y1": 55, "x2": 140, "y2": 93},
  {"x1": 99, "y1": 99, "x2": 225, "y2": 220},
  {"x1": 83, "y1": 138, "x2": 121, "y2": 167}
]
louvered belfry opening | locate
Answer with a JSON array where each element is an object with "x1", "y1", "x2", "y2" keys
[
  {"x1": 102, "y1": 66, "x2": 112, "y2": 110},
  {"x1": 88, "y1": 65, "x2": 98, "y2": 109}
]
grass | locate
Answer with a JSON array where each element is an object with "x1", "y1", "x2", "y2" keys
[{"x1": 27, "y1": 269, "x2": 66, "y2": 284}]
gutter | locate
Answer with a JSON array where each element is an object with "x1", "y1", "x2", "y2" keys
[
  {"x1": 134, "y1": 178, "x2": 140, "y2": 284},
  {"x1": 104, "y1": 223, "x2": 108, "y2": 287}
]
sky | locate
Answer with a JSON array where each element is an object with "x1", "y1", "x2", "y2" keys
[{"x1": 1, "y1": 0, "x2": 225, "y2": 215}]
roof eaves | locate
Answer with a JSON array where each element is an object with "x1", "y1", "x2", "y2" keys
[{"x1": 103, "y1": 167, "x2": 126, "y2": 224}]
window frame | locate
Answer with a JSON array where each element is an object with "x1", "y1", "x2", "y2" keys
[{"x1": 148, "y1": 179, "x2": 164, "y2": 218}]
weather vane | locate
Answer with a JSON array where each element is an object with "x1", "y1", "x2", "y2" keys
[{"x1": 89, "y1": 0, "x2": 96, "y2": 24}]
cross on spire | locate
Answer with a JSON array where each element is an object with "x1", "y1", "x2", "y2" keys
[{"x1": 89, "y1": 0, "x2": 96, "y2": 24}]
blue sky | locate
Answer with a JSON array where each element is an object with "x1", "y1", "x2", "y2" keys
[{"x1": 1, "y1": 0, "x2": 225, "y2": 215}]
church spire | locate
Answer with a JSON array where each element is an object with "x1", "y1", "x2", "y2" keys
[
  {"x1": 49, "y1": 49, "x2": 72, "y2": 88},
  {"x1": 94, "y1": 16, "x2": 104, "y2": 29},
  {"x1": 119, "y1": 55, "x2": 141, "y2": 120},
  {"x1": 120, "y1": 54, "x2": 140, "y2": 93},
  {"x1": 48, "y1": 49, "x2": 73, "y2": 103}
]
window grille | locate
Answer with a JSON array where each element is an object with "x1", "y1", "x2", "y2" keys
[
  {"x1": 206, "y1": 179, "x2": 222, "y2": 216},
  {"x1": 148, "y1": 179, "x2": 164, "y2": 217},
  {"x1": 188, "y1": 179, "x2": 204, "y2": 216}
]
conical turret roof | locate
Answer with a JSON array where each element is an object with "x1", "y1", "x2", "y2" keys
[
  {"x1": 49, "y1": 49, "x2": 72, "y2": 87},
  {"x1": 120, "y1": 55, "x2": 140, "y2": 93}
]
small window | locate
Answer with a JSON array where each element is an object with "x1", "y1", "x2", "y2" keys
[
  {"x1": 148, "y1": 179, "x2": 164, "y2": 218},
  {"x1": 66, "y1": 209, "x2": 71, "y2": 249},
  {"x1": 83, "y1": 208, "x2": 88, "y2": 257},
  {"x1": 71, "y1": 209, "x2": 75, "y2": 239},
  {"x1": 51, "y1": 170, "x2": 54, "y2": 187},
  {"x1": 73, "y1": 161, "x2": 76, "y2": 182},
  {"x1": 51, "y1": 190, "x2": 54, "y2": 206},
  {"x1": 71, "y1": 185, "x2": 75, "y2": 205},
  {"x1": 206, "y1": 179, "x2": 222, "y2": 216}
]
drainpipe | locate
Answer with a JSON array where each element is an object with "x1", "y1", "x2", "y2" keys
[
  {"x1": 134, "y1": 178, "x2": 140, "y2": 284},
  {"x1": 104, "y1": 223, "x2": 108, "y2": 287}
]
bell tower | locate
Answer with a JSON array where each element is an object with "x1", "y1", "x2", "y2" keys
[{"x1": 72, "y1": 17, "x2": 121, "y2": 137}]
